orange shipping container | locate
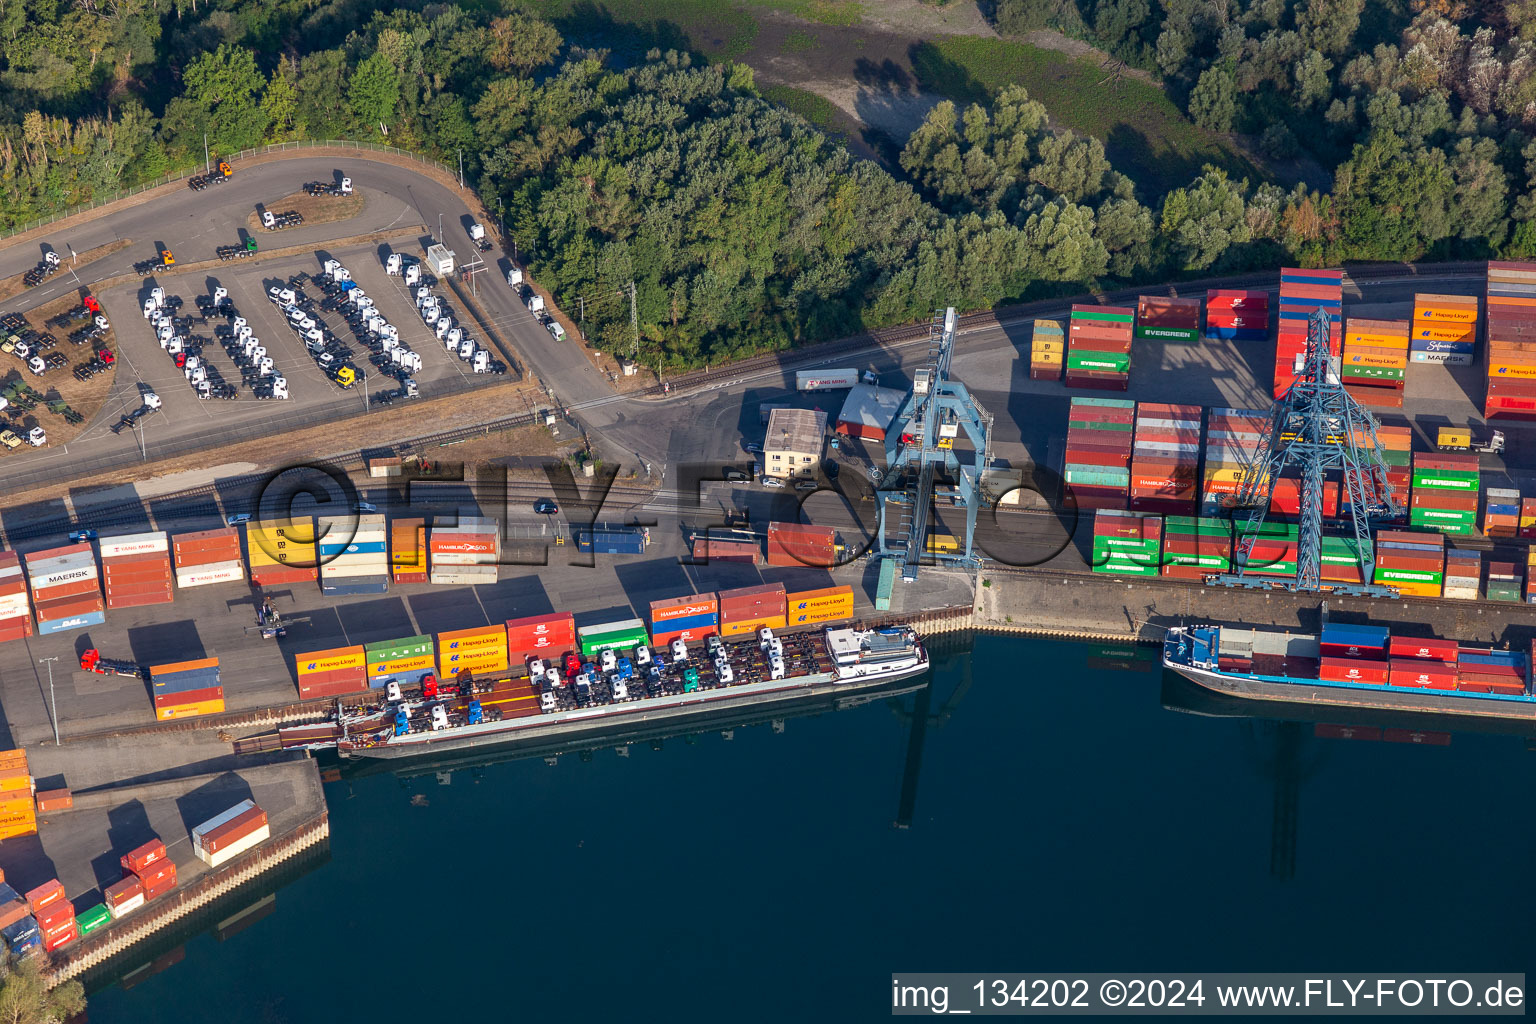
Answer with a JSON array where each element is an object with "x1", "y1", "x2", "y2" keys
[
  {"x1": 438, "y1": 649, "x2": 509, "y2": 677},
  {"x1": 154, "y1": 698, "x2": 226, "y2": 721},
  {"x1": 34, "y1": 789, "x2": 71, "y2": 812},
  {"x1": 718, "y1": 614, "x2": 789, "y2": 637},
  {"x1": 149, "y1": 657, "x2": 218, "y2": 676},
  {"x1": 436, "y1": 625, "x2": 508, "y2": 654}
]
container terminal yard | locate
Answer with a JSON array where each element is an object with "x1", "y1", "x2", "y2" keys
[{"x1": 5, "y1": 149, "x2": 1536, "y2": 989}]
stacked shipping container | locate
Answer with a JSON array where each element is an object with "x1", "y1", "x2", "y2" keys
[
  {"x1": 365, "y1": 636, "x2": 434, "y2": 688},
  {"x1": 1340, "y1": 318, "x2": 1408, "y2": 407},
  {"x1": 437, "y1": 624, "x2": 508, "y2": 678},
  {"x1": 173, "y1": 527, "x2": 246, "y2": 589},
  {"x1": 1465, "y1": 647, "x2": 1526, "y2": 694},
  {"x1": 1128, "y1": 403, "x2": 1200, "y2": 515},
  {"x1": 120, "y1": 838, "x2": 176, "y2": 905},
  {"x1": 1065, "y1": 305, "x2": 1134, "y2": 389},
  {"x1": 1236, "y1": 522, "x2": 1300, "y2": 582},
  {"x1": 244, "y1": 520, "x2": 315, "y2": 587},
  {"x1": 295, "y1": 645, "x2": 368, "y2": 699},
  {"x1": 1135, "y1": 295, "x2": 1201, "y2": 343},
  {"x1": 1444, "y1": 549, "x2": 1481, "y2": 600},
  {"x1": 0, "y1": 552, "x2": 31, "y2": 644},
  {"x1": 35, "y1": 891, "x2": 76, "y2": 952},
  {"x1": 1523, "y1": 497, "x2": 1536, "y2": 538},
  {"x1": 429, "y1": 517, "x2": 499, "y2": 585},
  {"x1": 650, "y1": 594, "x2": 720, "y2": 647},
  {"x1": 192, "y1": 800, "x2": 270, "y2": 868},
  {"x1": 785, "y1": 585, "x2": 854, "y2": 625},
  {"x1": 765, "y1": 522, "x2": 836, "y2": 567},
  {"x1": 390, "y1": 517, "x2": 428, "y2": 584},
  {"x1": 1409, "y1": 453, "x2": 1479, "y2": 535},
  {"x1": 100, "y1": 531, "x2": 173, "y2": 610},
  {"x1": 1201, "y1": 407, "x2": 1267, "y2": 516},
  {"x1": 1358, "y1": 423, "x2": 1413, "y2": 518},
  {"x1": 1487, "y1": 561, "x2": 1522, "y2": 601},
  {"x1": 1410, "y1": 293, "x2": 1477, "y2": 366},
  {"x1": 1373, "y1": 530, "x2": 1445, "y2": 597},
  {"x1": 1275, "y1": 268, "x2": 1343, "y2": 399},
  {"x1": 1160, "y1": 517, "x2": 1231, "y2": 580},
  {"x1": 577, "y1": 618, "x2": 648, "y2": 657},
  {"x1": 1484, "y1": 261, "x2": 1536, "y2": 419},
  {"x1": 1064, "y1": 397, "x2": 1134, "y2": 510},
  {"x1": 0, "y1": 750, "x2": 34, "y2": 841},
  {"x1": 1029, "y1": 319, "x2": 1063, "y2": 381},
  {"x1": 1090, "y1": 510, "x2": 1162, "y2": 577},
  {"x1": 506, "y1": 612, "x2": 577, "y2": 667},
  {"x1": 1204, "y1": 289, "x2": 1268, "y2": 341},
  {"x1": 717, "y1": 583, "x2": 788, "y2": 637},
  {"x1": 1484, "y1": 487, "x2": 1519, "y2": 537},
  {"x1": 25, "y1": 543, "x2": 105, "y2": 635},
  {"x1": 319, "y1": 513, "x2": 389, "y2": 595},
  {"x1": 149, "y1": 658, "x2": 223, "y2": 720}
]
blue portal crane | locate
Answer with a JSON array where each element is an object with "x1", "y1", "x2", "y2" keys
[
  {"x1": 875, "y1": 308, "x2": 994, "y2": 582},
  {"x1": 1210, "y1": 307, "x2": 1405, "y2": 597}
]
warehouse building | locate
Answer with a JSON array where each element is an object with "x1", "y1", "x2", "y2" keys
[{"x1": 835, "y1": 384, "x2": 905, "y2": 441}]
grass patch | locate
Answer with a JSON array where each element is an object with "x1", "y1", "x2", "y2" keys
[
  {"x1": 910, "y1": 36, "x2": 1260, "y2": 196},
  {"x1": 534, "y1": 0, "x2": 761, "y2": 60},
  {"x1": 762, "y1": 84, "x2": 842, "y2": 130},
  {"x1": 244, "y1": 190, "x2": 367, "y2": 234},
  {"x1": 781, "y1": 28, "x2": 821, "y2": 53}
]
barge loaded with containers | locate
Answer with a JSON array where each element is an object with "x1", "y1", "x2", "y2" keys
[
  {"x1": 277, "y1": 582, "x2": 930, "y2": 760},
  {"x1": 1162, "y1": 618, "x2": 1536, "y2": 721}
]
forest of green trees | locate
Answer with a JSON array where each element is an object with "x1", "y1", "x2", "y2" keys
[{"x1": 0, "y1": 0, "x2": 1529, "y2": 366}]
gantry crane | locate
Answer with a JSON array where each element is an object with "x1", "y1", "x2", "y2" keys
[
  {"x1": 1212, "y1": 307, "x2": 1405, "y2": 596},
  {"x1": 875, "y1": 308, "x2": 995, "y2": 581}
]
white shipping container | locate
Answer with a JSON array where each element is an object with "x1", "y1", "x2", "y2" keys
[
  {"x1": 1411, "y1": 351, "x2": 1473, "y2": 365},
  {"x1": 428, "y1": 552, "x2": 498, "y2": 566},
  {"x1": 796, "y1": 369, "x2": 859, "y2": 391},
  {"x1": 322, "y1": 561, "x2": 391, "y2": 578},
  {"x1": 99, "y1": 532, "x2": 169, "y2": 558},
  {"x1": 429, "y1": 569, "x2": 498, "y2": 585},
  {"x1": 31, "y1": 565, "x2": 99, "y2": 590},
  {"x1": 27, "y1": 550, "x2": 95, "y2": 571},
  {"x1": 0, "y1": 597, "x2": 31, "y2": 618},
  {"x1": 196, "y1": 823, "x2": 271, "y2": 868},
  {"x1": 176, "y1": 562, "x2": 246, "y2": 587},
  {"x1": 108, "y1": 893, "x2": 145, "y2": 919},
  {"x1": 192, "y1": 799, "x2": 257, "y2": 844},
  {"x1": 0, "y1": 564, "x2": 20, "y2": 581}
]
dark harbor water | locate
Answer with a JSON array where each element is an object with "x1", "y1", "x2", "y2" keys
[{"x1": 90, "y1": 634, "x2": 1534, "y2": 1022}]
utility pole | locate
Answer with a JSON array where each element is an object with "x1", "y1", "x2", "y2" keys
[
  {"x1": 362, "y1": 372, "x2": 370, "y2": 413},
  {"x1": 203, "y1": 132, "x2": 210, "y2": 174},
  {"x1": 578, "y1": 296, "x2": 585, "y2": 340},
  {"x1": 38, "y1": 656, "x2": 59, "y2": 744},
  {"x1": 629, "y1": 280, "x2": 639, "y2": 362},
  {"x1": 437, "y1": 213, "x2": 443, "y2": 244},
  {"x1": 498, "y1": 198, "x2": 505, "y2": 240},
  {"x1": 458, "y1": 149, "x2": 464, "y2": 189}
]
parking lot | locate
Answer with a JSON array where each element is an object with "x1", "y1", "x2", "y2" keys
[{"x1": 4, "y1": 241, "x2": 515, "y2": 486}]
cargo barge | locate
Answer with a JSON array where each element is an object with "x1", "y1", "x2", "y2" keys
[
  {"x1": 285, "y1": 625, "x2": 929, "y2": 760},
  {"x1": 1162, "y1": 620, "x2": 1536, "y2": 722}
]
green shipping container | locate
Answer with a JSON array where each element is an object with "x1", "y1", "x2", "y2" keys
[
  {"x1": 1165, "y1": 553, "x2": 1231, "y2": 569},
  {"x1": 1411, "y1": 474, "x2": 1479, "y2": 491},
  {"x1": 1164, "y1": 517, "x2": 1230, "y2": 535},
  {"x1": 875, "y1": 558, "x2": 896, "y2": 611},
  {"x1": 1069, "y1": 397, "x2": 1135, "y2": 410},
  {"x1": 577, "y1": 620, "x2": 649, "y2": 657},
  {"x1": 1068, "y1": 418, "x2": 1134, "y2": 431},
  {"x1": 1065, "y1": 467, "x2": 1130, "y2": 486},
  {"x1": 363, "y1": 635, "x2": 434, "y2": 661},
  {"x1": 1375, "y1": 568, "x2": 1445, "y2": 584},
  {"x1": 76, "y1": 904, "x2": 111, "y2": 936},
  {"x1": 1486, "y1": 584, "x2": 1522, "y2": 602},
  {"x1": 1070, "y1": 310, "x2": 1134, "y2": 324},
  {"x1": 1093, "y1": 537, "x2": 1161, "y2": 552},
  {"x1": 1134, "y1": 325, "x2": 1200, "y2": 342},
  {"x1": 1381, "y1": 450, "x2": 1411, "y2": 467},
  {"x1": 1341, "y1": 365, "x2": 1405, "y2": 381},
  {"x1": 1066, "y1": 351, "x2": 1131, "y2": 373},
  {"x1": 1093, "y1": 560, "x2": 1161, "y2": 577}
]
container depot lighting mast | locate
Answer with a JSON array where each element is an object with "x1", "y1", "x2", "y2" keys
[
  {"x1": 875, "y1": 307, "x2": 994, "y2": 582},
  {"x1": 1211, "y1": 307, "x2": 1405, "y2": 597}
]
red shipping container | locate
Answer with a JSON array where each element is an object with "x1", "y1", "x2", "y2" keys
[
  {"x1": 1383, "y1": 728, "x2": 1453, "y2": 745},
  {"x1": 31, "y1": 577, "x2": 102, "y2": 602},
  {"x1": 298, "y1": 675, "x2": 369, "y2": 700},
  {"x1": 136, "y1": 860, "x2": 177, "y2": 899},
  {"x1": 199, "y1": 805, "x2": 268, "y2": 854},
  {"x1": 152, "y1": 685, "x2": 224, "y2": 709},
  {"x1": 121, "y1": 839, "x2": 167, "y2": 876},
  {"x1": 34, "y1": 594, "x2": 105, "y2": 621},
  {"x1": 506, "y1": 612, "x2": 578, "y2": 650},
  {"x1": 1388, "y1": 637, "x2": 1459, "y2": 661},
  {"x1": 33, "y1": 898, "x2": 74, "y2": 933},
  {"x1": 250, "y1": 566, "x2": 319, "y2": 585},
  {"x1": 1319, "y1": 656, "x2": 1389, "y2": 683},
  {"x1": 24, "y1": 879, "x2": 64, "y2": 914},
  {"x1": 42, "y1": 923, "x2": 77, "y2": 953},
  {"x1": 1315, "y1": 724, "x2": 1382, "y2": 741}
]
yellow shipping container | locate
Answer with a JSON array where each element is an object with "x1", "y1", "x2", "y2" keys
[
  {"x1": 0, "y1": 823, "x2": 37, "y2": 842},
  {"x1": 1204, "y1": 466, "x2": 1255, "y2": 485},
  {"x1": 719, "y1": 614, "x2": 788, "y2": 638},
  {"x1": 1032, "y1": 339, "x2": 1065, "y2": 354},
  {"x1": 926, "y1": 534, "x2": 960, "y2": 554},
  {"x1": 0, "y1": 775, "x2": 32, "y2": 795},
  {"x1": 155, "y1": 698, "x2": 226, "y2": 721},
  {"x1": 366, "y1": 653, "x2": 435, "y2": 677},
  {"x1": 789, "y1": 604, "x2": 854, "y2": 625},
  {"x1": 0, "y1": 751, "x2": 29, "y2": 774},
  {"x1": 1388, "y1": 580, "x2": 1444, "y2": 598},
  {"x1": 1031, "y1": 353, "x2": 1063, "y2": 366},
  {"x1": 1344, "y1": 351, "x2": 1408, "y2": 369},
  {"x1": 1489, "y1": 363, "x2": 1536, "y2": 379},
  {"x1": 296, "y1": 647, "x2": 366, "y2": 674},
  {"x1": 1345, "y1": 332, "x2": 1408, "y2": 347}
]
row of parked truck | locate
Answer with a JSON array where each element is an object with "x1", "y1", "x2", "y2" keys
[
  {"x1": 387, "y1": 252, "x2": 507, "y2": 377},
  {"x1": 143, "y1": 286, "x2": 241, "y2": 400}
]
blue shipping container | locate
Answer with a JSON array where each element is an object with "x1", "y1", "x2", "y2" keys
[
  {"x1": 1206, "y1": 328, "x2": 1268, "y2": 342},
  {"x1": 319, "y1": 540, "x2": 388, "y2": 556},
  {"x1": 1320, "y1": 623, "x2": 1390, "y2": 648},
  {"x1": 1, "y1": 916, "x2": 36, "y2": 946},
  {"x1": 1459, "y1": 651, "x2": 1525, "y2": 667},
  {"x1": 368, "y1": 667, "x2": 434, "y2": 688},
  {"x1": 650, "y1": 611, "x2": 718, "y2": 635},
  {"x1": 575, "y1": 529, "x2": 645, "y2": 555},
  {"x1": 37, "y1": 609, "x2": 106, "y2": 635}
]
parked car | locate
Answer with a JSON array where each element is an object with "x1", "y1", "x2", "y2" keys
[
  {"x1": 761, "y1": 476, "x2": 785, "y2": 489},
  {"x1": 794, "y1": 479, "x2": 818, "y2": 491},
  {"x1": 224, "y1": 512, "x2": 252, "y2": 526},
  {"x1": 723, "y1": 468, "x2": 749, "y2": 482}
]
